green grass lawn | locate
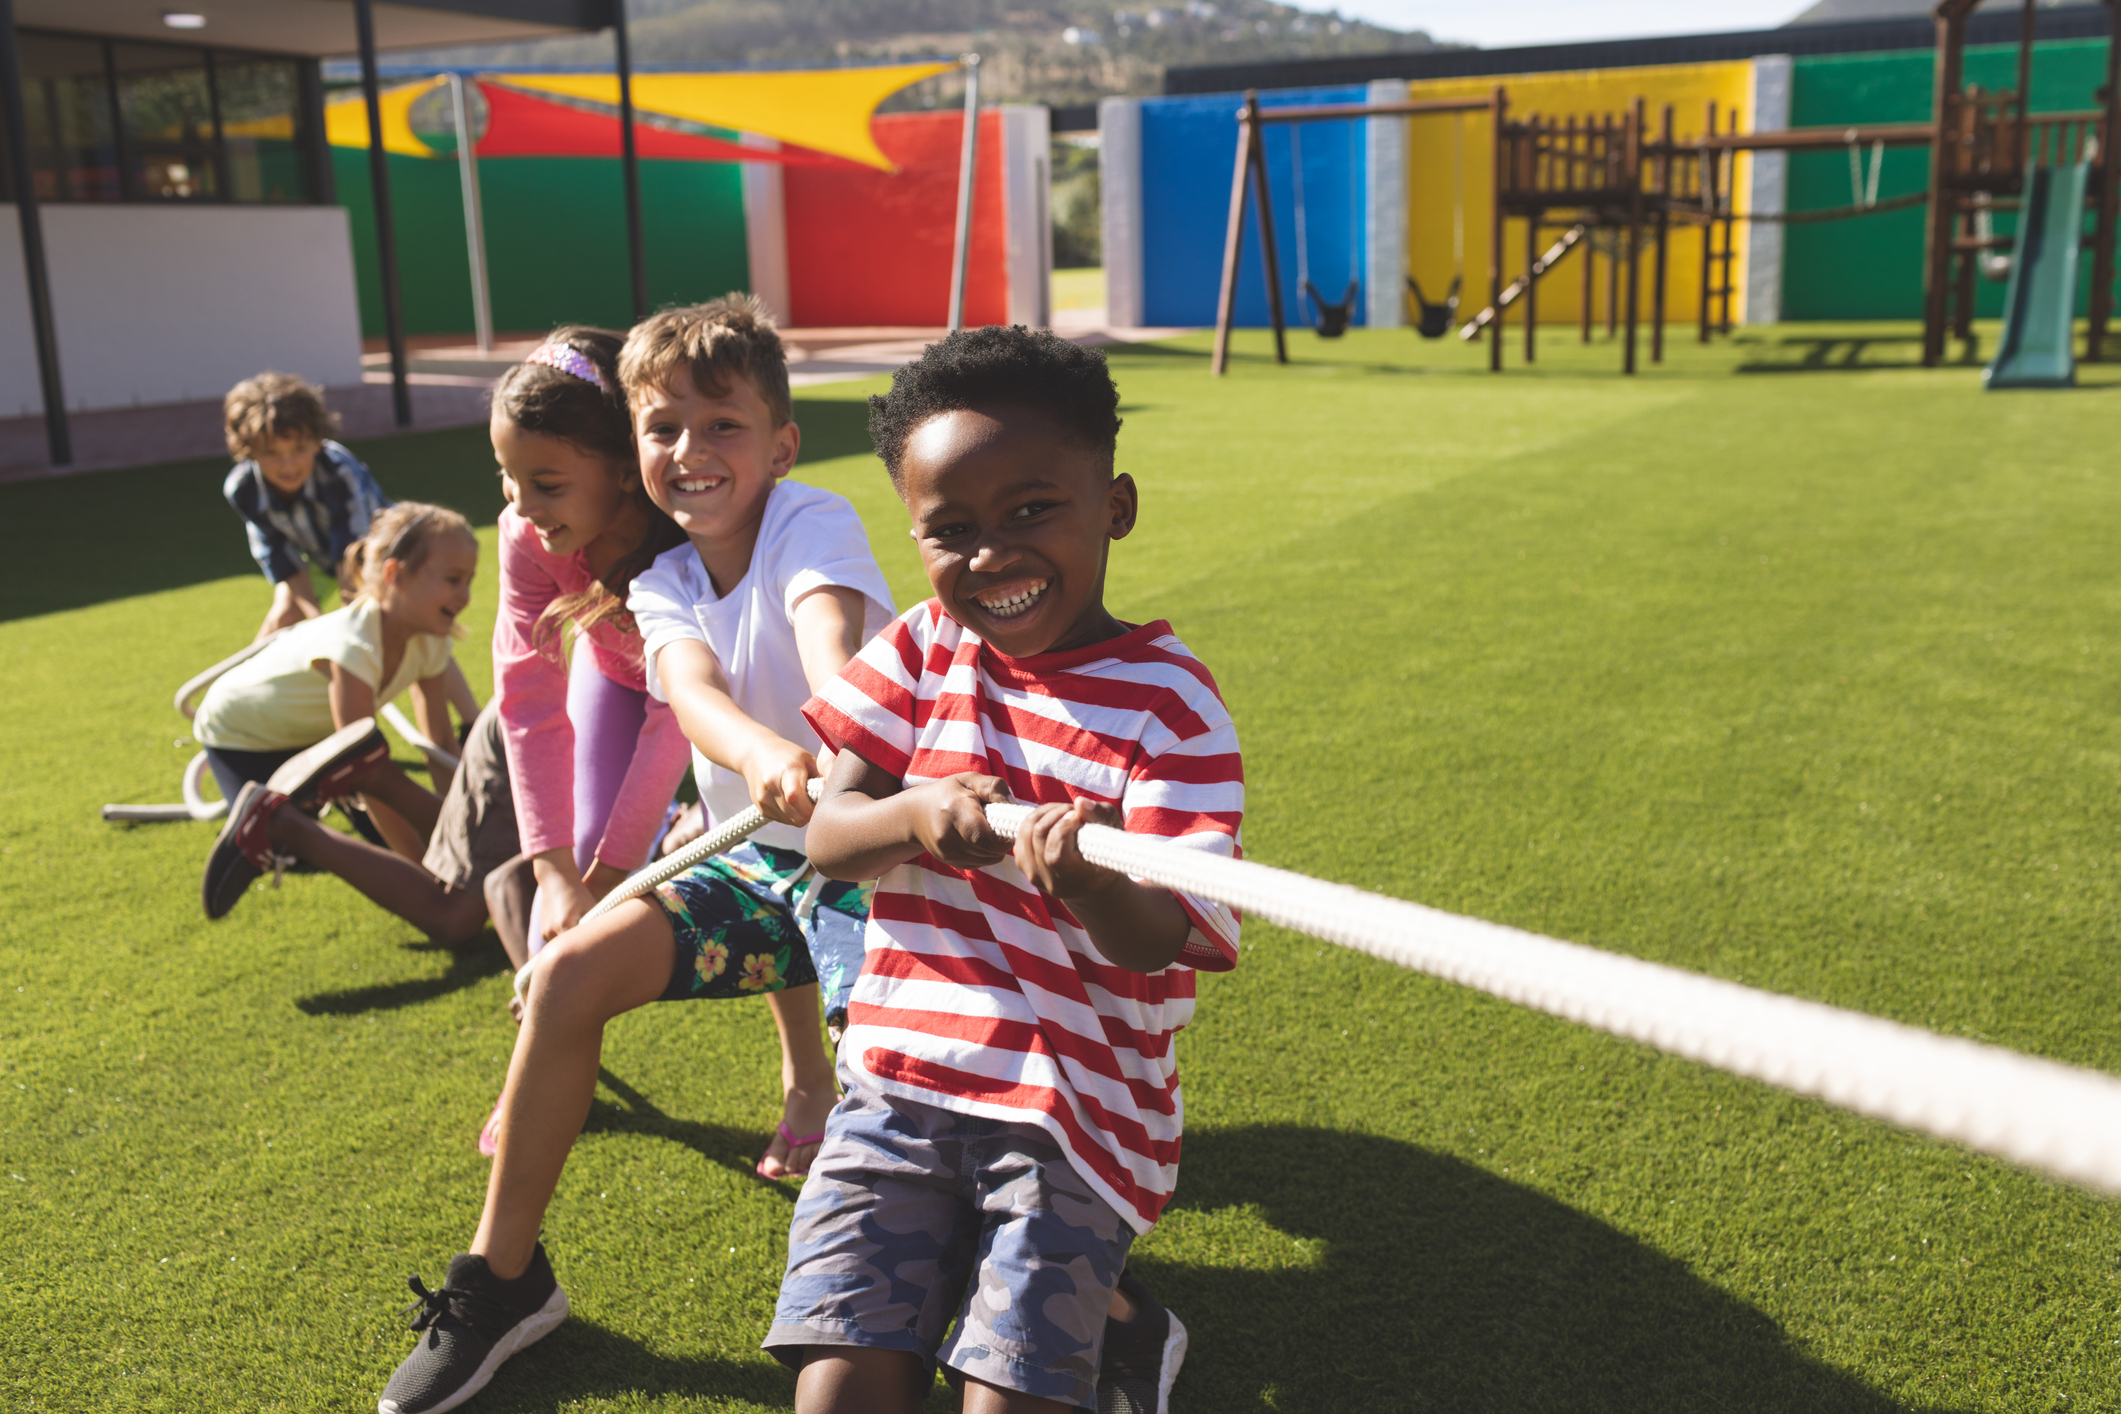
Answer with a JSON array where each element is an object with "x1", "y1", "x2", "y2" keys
[{"x1": 7, "y1": 321, "x2": 2121, "y2": 1411}]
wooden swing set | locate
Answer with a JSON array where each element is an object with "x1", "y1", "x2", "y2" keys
[{"x1": 1209, "y1": 0, "x2": 2121, "y2": 377}]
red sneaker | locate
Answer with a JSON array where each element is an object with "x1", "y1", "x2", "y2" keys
[
  {"x1": 265, "y1": 717, "x2": 389, "y2": 809},
  {"x1": 201, "y1": 782, "x2": 289, "y2": 920}
]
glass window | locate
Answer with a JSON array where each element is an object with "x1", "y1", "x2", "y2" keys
[
  {"x1": 20, "y1": 33, "x2": 121, "y2": 202},
  {"x1": 111, "y1": 42, "x2": 218, "y2": 200},
  {"x1": 215, "y1": 56, "x2": 308, "y2": 203}
]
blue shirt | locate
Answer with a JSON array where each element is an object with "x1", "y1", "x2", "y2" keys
[{"x1": 222, "y1": 440, "x2": 392, "y2": 584}]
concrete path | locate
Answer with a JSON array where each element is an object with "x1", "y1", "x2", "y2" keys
[{"x1": 0, "y1": 313, "x2": 1193, "y2": 484}]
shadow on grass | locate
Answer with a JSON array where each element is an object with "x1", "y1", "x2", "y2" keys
[
  {"x1": 0, "y1": 425, "x2": 501, "y2": 623},
  {"x1": 470, "y1": 1316, "x2": 794, "y2": 1412},
  {"x1": 1150, "y1": 1125, "x2": 1954, "y2": 1413},
  {"x1": 294, "y1": 942, "x2": 509, "y2": 1017},
  {"x1": 792, "y1": 395, "x2": 880, "y2": 465},
  {"x1": 1731, "y1": 330, "x2": 1998, "y2": 374},
  {"x1": 584, "y1": 1066, "x2": 794, "y2": 1191}
]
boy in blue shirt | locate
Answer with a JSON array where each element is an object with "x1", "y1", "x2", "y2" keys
[{"x1": 221, "y1": 371, "x2": 392, "y2": 641}]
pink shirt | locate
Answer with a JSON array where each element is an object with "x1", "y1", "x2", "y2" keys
[{"x1": 493, "y1": 508, "x2": 690, "y2": 870}]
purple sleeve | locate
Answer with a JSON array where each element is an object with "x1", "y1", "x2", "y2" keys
[{"x1": 591, "y1": 694, "x2": 692, "y2": 873}]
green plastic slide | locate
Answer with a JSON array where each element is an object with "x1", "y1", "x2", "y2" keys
[{"x1": 1984, "y1": 161, "x2": 2089, "y2": 390}]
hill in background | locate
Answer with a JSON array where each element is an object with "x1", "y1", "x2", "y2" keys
[
  {"x1": 381, "y1": 0, "x2": 1449, "y2": 108},
  {"x1": 1784, "y1": 0, "x2": 2092, "y2": 22}
]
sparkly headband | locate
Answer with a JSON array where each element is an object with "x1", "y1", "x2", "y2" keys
[{"x1": 525, "y1": 342, "x2": 613, "y2": 395}]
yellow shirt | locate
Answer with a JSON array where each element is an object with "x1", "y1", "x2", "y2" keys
[{"x1": 192, "y1": 599, "x2": 454, "y2": 752}]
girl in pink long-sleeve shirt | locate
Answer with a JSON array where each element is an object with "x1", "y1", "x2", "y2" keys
[{"x1": 486, "y1": 329, "x2": 690, "y2": 961}]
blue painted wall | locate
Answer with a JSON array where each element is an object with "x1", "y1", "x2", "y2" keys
[{"x1": 1141, "y1": 87, "x2": 1369, "y2": 328}]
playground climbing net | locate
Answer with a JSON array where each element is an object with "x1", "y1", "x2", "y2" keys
[{"x1": 519, "y1": 781, "x2": 2121, "y2": 1197}]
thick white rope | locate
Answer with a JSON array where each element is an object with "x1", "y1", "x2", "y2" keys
[
  {"x1": 517, "y1": 790, "x2": 2121, "y2": 1194},
  {"x1": 994, "y1": 806, "x2": 2121, "y2": 1196},
  {"x1": 380, "y1": 702, "x2": 463, "y2": 773}
]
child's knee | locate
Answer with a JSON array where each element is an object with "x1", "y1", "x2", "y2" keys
[
  {"x1": 791, "y1": 1347, "x2": 929, "y2": 1414},
  {"x1": 527, "y1": 909, "x2": 670, "y2": 1020}
]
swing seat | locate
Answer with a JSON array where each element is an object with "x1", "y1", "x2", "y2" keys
[
  {"x1": 1407, "y1": 275, "x2": 1461, "y2": 339},
  {"x1": 1303, "y1": 279, "x2": 1359, "y2": 338}
]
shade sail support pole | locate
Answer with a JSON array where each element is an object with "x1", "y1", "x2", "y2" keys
[
  {"x1": 448, "y1": 74, "x2": 493, "y2": 352},
  {"x1": 0, "y1": 0, "x2": 68, "y2": 466},
  {"x1": 612, "y1": 0, "x2": 647, "y2": 321},
  {"x1": 354, "y1": 0, "x2": 411, "y2": 427},
  {"x1": 948, "y1": 53, "x2": 981, "y2": 331}
]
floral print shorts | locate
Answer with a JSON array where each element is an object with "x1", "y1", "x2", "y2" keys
[{"x1": 651, "y1": 841, "x2": 871, "y2": 1010}]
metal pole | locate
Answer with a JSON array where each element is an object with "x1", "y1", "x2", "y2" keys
[
  {"x1": 948, "y1": 53, "x2": 981, "y2": 331},
  {"x1": 448, "y1": 74, "x2": 493, "y2": 352},
  {"x1": 612, "y1": 0, "x2": 646, "y2": 321},
  {"x1": 0, "y1": 0, "x2": 68, "y2": 465},
  {"x1": 354, "y1": 0, "x2": 411, "y2": 428}
]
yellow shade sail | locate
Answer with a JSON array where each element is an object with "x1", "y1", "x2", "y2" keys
[
  {"x1": 325, "y1": 79, "x2": 442, "y2": 157},
  {"x1": 498, "y1": 60, "x2": 956, "y2": 171}
]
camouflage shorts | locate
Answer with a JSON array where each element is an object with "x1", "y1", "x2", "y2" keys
[{"x1": 764, "y1": 1076, "x2": 1135, "y2": 1409}]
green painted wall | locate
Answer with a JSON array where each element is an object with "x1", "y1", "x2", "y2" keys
[
  {"x1": 334, "y1": 150, "x2": 750, "y2": 337},
  {"x1": 1785, "y1": 38, "x2": 2112, "y2": 321}
]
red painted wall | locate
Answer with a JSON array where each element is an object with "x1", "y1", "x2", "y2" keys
[{"x1": 784, "y1": 110, "x2": 1007, "y2": 327}]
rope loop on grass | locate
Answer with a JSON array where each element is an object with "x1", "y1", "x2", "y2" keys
[{"x1": 525, "y1": 786, "x2": 2121, "y2": 1195}]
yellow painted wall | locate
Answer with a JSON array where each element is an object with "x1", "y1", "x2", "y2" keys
[{"x1": 1394, "y1": 61, "x2": 1756, "y2": 327}]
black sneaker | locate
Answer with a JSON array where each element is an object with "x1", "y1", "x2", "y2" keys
[
  {"x1": 377, "y1": 1246, "x2": 568, "y2": 1414},
  {"x1": 266, "y1": 716, "x2": 388, "y2": 810},
  {"x1": 1097, "y1": 1270, "x2": 1188, "y2": 1414}
]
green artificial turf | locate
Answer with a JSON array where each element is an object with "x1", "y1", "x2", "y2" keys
[{"x1": 6, "y1": 321, "x2": 2121, "y2": 1410}]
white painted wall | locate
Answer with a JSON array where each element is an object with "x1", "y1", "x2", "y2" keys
[
  {"x1": 1745, "y1": 55, "x2": 1793, "y2": 325},
  {"x1": 1099, "y1": 97, "x2": 1145, "y2": 327},
  {"x1": 1365, "y1": 79, "x2": 1410, "y2": 330},
  {"x1": 0, "y1": 203, "x2": 363, "y2": 417},
  {"x1": 740, "y1": 136, "x2": 792, "y2": 325},
  {"x1": 1000, "y1": 104, "x2": 1053, "y2": 329}
]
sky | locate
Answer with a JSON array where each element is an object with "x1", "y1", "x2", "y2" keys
[{"x1": 1335, "y1": 1, "x2": 1810, "y2": 48}]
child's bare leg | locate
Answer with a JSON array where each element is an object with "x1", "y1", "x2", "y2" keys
[
  {"x1": 759, "y1": 984, "x2": 837, "y2": 1179},
  {"x1": 347, "y1": 758, "x2": 444, "y2": 838},
  {"x1": 484, "y1": 853, "x2": 538, "y2": 969},
  {"x1": 793, "y1": 1349, "x2": 930, "y2": 1414},
  {"x1": 471, "y1": 898, "x2": 674, "y2": 1279},
  {"x1": 268, "y1": 807, "x2": 488, "y2": 945},
  {"x1": 959, "y1": 1380, "x2": 1077, "y2": 1414}
]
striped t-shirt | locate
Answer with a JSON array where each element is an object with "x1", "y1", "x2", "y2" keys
[{"x1": 803, "y1": 602, "x2": 1243, "y2": 1232}]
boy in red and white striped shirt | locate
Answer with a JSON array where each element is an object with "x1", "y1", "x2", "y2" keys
[{"x1": 771, "y1": 328, "x2": 1241, "y2": 1414}]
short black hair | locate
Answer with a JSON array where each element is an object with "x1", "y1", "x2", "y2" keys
[{"x1": 868, "y1": 325, "x2": 1122, "y2": 481}]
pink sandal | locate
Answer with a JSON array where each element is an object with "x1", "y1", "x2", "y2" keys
[{"x1": 755, "y1": 1120, "x2": 826, "y2": 1180}]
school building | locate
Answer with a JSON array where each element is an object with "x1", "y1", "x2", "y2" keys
[{"x1": 0, "y1": 0, "x2": 610, "y2": 468}]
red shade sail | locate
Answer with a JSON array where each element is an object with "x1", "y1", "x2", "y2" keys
[{"x1": 474, "y1": 82, "x2": 855, "y2": 166}]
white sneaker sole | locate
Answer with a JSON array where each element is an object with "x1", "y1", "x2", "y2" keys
[
  {"x1": 378, "y1": 1284, "x2": 570, "y2": 1414},
  {"x1": 1156, "y1": 1311, "x2": 1188, "y2": 1414}
]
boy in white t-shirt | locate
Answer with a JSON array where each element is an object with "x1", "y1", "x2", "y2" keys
[{"x1": 378, "y1": 297, "x2": 895, "y2": 1414}]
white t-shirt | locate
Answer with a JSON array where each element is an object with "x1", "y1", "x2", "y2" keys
[
  {"x1": 192, "y1": 598, "x2": 456, "y2": 752},
  {"x1": 628, "y1": 479, "x2": 896, "y2": 852}
]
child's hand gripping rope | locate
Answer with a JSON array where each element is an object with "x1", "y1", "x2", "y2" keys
[{"x1": 519, "y1": 784, "x2": 2121, "y2": 1196}]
